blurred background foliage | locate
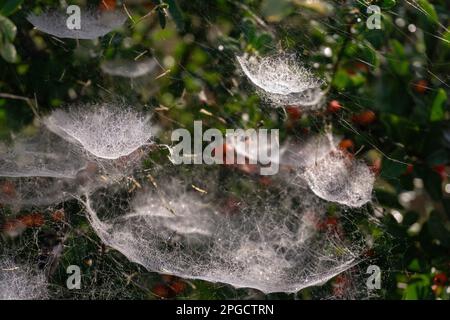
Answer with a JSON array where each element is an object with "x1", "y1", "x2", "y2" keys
[{"x1": 0, "y1": 0, "x2": 449, "y2": 300}]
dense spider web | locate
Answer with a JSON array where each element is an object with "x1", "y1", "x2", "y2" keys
[
  {"x1": 27, "y1": 9, "x2": 126, "y2": 39},
  {"x1": 0, "y1": 104, "x2": 152, "y2": 208},
  {"x1": 83, "y1": 163, "x2": 367, "y2": 294},
  {"x1": 236, "y1": 53, "x2": 325, "y2": 108},
  {"x1": 0, "y1": 256, "x2": 49, "y2": 300}
]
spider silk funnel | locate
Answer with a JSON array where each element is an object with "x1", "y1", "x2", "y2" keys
[
  {"x1": 237, "y1": 53, "x2": 324, "y2": 109},
  {"x1": 279, "y1": 133, "x2": 374, "y2": 208},
  {"x1": 27, "y1": 9, "x2": 126, "y2": 39},
  {"x1": 44, "y1": 103, "x2": 153, "y2": 160},
  {"x1": 84, "y1": 169, "x2": 364, "y2": 294},
  {"x1": 304, "y1": 150, "x2": 375, "y2": 208}
]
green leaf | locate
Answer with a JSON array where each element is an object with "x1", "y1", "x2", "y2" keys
[
  {"x1": 387, "y1": 40, "x2": 409, "y2": 76},
  {"x1": 407, "y1": 259, "x2": 423, "y2": 272},
  {"x1": 380, "y1": 113, "x2": 422, "y2": 146},
  {"x1": 382, "y1": 0, "x2": 396, "y2": 9},
  {"x1": 0, "y1": 41, "x2": 17, "y2": 62},
  {"x1": 348, "y1": 41, "x2": 379, "y2": 68},
  {"x1": 403, "y1": 276, "x2": 431, "y2": 300},
  {"x1": 157, "y1": 7, "x2": 167, "y2": 29},
  {"x1": 253, "y1": 33, "x2": 273, "y2": 52},
  {"x1": 332, "y1": 69, "x2": 350, "y2": 91},
  {"x1": 443, "y1": 29, "x2": 450, "y2": 48},
  {"x1": 430, "y1": 89, "x2": 447, "y2": 122},
  {"x1": 166, "y1": 0, "x2": 185, "y2": 32},
  {"x1": 0, "y1": 0, "x2": 23, "y2": 16},
  {"x1": 381, "y1": 149, "x2": 407, "y2": 179},
  {"x1": 417, "y1": 0, "x2": 439, "y2": 24},
  {"x1": 0, "y1": 15, "x2": 16, "y2": 41},
  {"x1": 360, "y1": 43, "x2": 379, "y2": 67}
]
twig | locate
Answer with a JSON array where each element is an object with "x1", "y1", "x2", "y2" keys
[{"x1": 0, "y1": 92, "x2": 39, "y2": 118}]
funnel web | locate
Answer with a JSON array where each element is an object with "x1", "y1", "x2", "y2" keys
[
  {"x1": 237, "y1": 53, "x2": 325, "y2": 109},
  {"x1": 43, "y1": 103, "x2": 153, "y2": 160},
  {"x1": 83, "y1": 167, "x2": 365, "y2": 294},
  {"x1": 27, "y1": 9, "x2": 126, "y2": 40}
]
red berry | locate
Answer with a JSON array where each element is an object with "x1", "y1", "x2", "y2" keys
[
  {"x1": 18, "y1": 213, "x2": 44, "y2": 228},
  {"x1": 325, "y1": 217, "x2": 338, "y2": 226},
  {"x1": 346, "y1": 68, "x2": 357, "y2": 76},
  {"x1": 152, "y1": 283, "x2": 172, "y2": 299},
  {"x1": 352, "y1": 110, "x2": 376, "y2": 126},
  {"x1": 403, "y1": 164, "x2": 414, "y2": 175},
  {"x1": 413, "y1": 80, "x2": 428, "y2": 94},
  {"x1": 433, "y1": 273, "x2": 448, "y2": 286},
  {"x1": 432, "y1": 164, "x2": 447, "y2": 180},
  {"x1": 51, "y1": 209, "x2": 65, "y2": 222},
  {"x1": 338, "y1": 139, "x2": 354, "y2": 152},
  {"x1": 170, "y1": 280, "x2": 187, "y2": 294},
  {"x1": 354, "y1": 62, "x2": 369, "y2": 73},
  {"x1": 1, "y1": 219, "x2": 26, "y2": 237},
  {"x1": 99, "y1": 0, "x2": 116, "y2": 11},
  {"x1": 286, "y1": 106, "x2": 302, "y2": 121},
  {"x1": 333, "y1": 274, "x2": 350, "y2": 297},
  {"x1": 317, "y1": 217, "x2": 338, "y2": 231},
  {"x1": 328, "y1": 100, "x2": 342, "y2": 113}
]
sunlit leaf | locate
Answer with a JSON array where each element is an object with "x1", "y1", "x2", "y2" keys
[
  {"x1": 416, "y1": 0, "x2": 439, "y2": 24},
  {"x1": 0, "y1": 0, "x2": 23, "y2": 16},
  {"x1": 0, "y1": 14, "x2": 16, "y2": 41},
  {"x1": 0, "y1": 41, "x2": 17, "y2": 63},
  {"x1": 430, "y1": 89, "x2": 447, "y2": 122},
  {"x1": 166, "y1": 0, "x2": 185, "y2": 31}
]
